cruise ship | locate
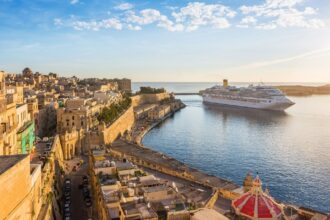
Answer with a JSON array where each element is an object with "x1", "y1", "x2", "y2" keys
[{"x1": 201, "y1": 80, "x2": 295, "y2": 111}]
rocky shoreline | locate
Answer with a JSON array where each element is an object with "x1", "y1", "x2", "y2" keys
[{"x1": 276, "y1": 84, "x2": 330, "y2": 96}]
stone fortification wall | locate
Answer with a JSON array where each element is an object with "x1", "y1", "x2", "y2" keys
[
  {"x1": 100, "y1": 106, "x2": 135, "y2": 145},
  {"x1": 131, "y1": 93, "x2": 170, "y2": 107}
]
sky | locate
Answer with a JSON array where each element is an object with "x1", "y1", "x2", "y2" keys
[{"x1": 0, "y1": 0, "x2": 330, "y2": 82}]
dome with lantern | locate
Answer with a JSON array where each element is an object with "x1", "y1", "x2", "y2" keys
[{"x1": 232, "y1": 175, "x2": 283, "y2": 220}]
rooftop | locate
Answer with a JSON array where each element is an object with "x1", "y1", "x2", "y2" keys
[{"x1": 0, "y1": 154, "x2": 28, "y2": 175}]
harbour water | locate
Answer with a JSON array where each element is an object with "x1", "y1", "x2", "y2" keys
[{"x1": 136, "y1": 82, "x2": 330, "y2": 213}]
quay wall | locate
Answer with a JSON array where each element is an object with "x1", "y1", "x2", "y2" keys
[
  {"x1": 205, "y1": 190, "x2": 219, "y2": 208},
  {"x1": 100, "y1": 106, "x2": 135, "y2": 145},
  {"x1": 135, "y1": 107, "x2": 183, "y2": 145},
  {"x1": 110, "y1": 147, "x2": 195, "y2": 182}
]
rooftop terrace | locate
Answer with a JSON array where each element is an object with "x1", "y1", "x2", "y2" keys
[{"x1": 0, "y1": 154, "x2": 28, "y2": 175}]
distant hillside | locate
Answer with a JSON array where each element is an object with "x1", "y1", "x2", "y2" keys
[{"x1": 276, "y1": 84, "x2": 330, "y2": 96}]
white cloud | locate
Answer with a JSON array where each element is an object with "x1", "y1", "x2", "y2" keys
[
  {"x1": 241, "y1": 16, "x2": 257, "y2": 24},
  {"x1": 54, "y1": 18, "x2": 63, "y2": 26},
  {"x1": 239, "y1": 0, "x2": 325, "y2": 29},
  {"x1": 56, "y1": 0, "x2": 324, "y2": 32},
  {"x1": 72, "y1": 18, "x2": 122, "y2": 31},
  {"x1": 172, "y1": 2, "x2": 235, "y2": 30},
  {"x1": 127, "y1": 24, "x2": 141, "y2": 31},
  {"x1": 256, "y1": 23, "x2": 277, "y2": 30},
  {"x1": 237, "y1": 16, "x2": 257, "y2": 28},
  {"x1": 266, "y1": 0, "x2": 303, "y2": 8},
  {"x1": 70, "y1": 0, "x2": 79, "y2": 5},
  {"x1": 114, "y1": 3, "x2": 134, "y2": 11},
  {"x1": 57, "y1": 2, "x2": 236, "y2": 32},
  {"x1": 127, "y1": 9, "x2": 162, "y2": 25},
  {"x1": 126, "y1": 9, "x2": 184, "y2": 32}
]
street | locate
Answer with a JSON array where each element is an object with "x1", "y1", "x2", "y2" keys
[{"x1": 64, "y1": 156, "x2": 92, "y2": 220}]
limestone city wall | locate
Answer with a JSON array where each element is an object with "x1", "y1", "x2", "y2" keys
[{"x1": 100, "y1": 106, "x2": 135, "y2": 145}]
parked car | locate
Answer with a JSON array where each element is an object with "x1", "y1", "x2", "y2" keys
[
  {"x1": 84, "y1": 195, "x2": 91, "y2": 201},
  {"x1": 65, "y1": 178, "x2": 71, "y2": 185},
  {"x1": 64, "y1": 211, "x2": 71, "y2": 218},
  {"x1": 82, "y1": 189, "x2": 90, "y2": 197},
  {"x1": 85, "y1": 198, "x2": 92, "y2": 207}
]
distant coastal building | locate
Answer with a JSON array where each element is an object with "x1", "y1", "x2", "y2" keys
[{"x1": 147, "y1": 105, "x2": 171, "y2": 121}]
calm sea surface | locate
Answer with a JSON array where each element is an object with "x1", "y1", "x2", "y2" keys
[{"x1": 134, "y1": 82, "x2": 330, "y2": 213}]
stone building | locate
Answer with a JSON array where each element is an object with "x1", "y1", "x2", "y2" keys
[
  {"x1": 56, "y1": 99, "x2": 93, "y2": 132},
  {"x1": 114, "y1": 78, "x2": 131, "y2": 93},
  {"x1": 0, "y1": 71, "x2": 19, "y2": 155},
  {"x1": 59, "y1": 127, "x2": 86, "y2": 160},
  {"x1": 16, "y1": 103, "x2": 35, "y2": 154},
  {"x1": 1, "y1": 95, "x2": 17, "y2": 155},
  {"x1": 57, "y1": 98, "x2": 99, "y2": 159},
  {"x1": 148, "y1": 105, "x2": 171, "y2": 121},
  {"x1": 0, "y1": 154, "x2": 42, "y2": 220},
  {"x1": 37, "y1": 92, "x2": 59, "y2": 110},
  {"x1": 6, "y1": 83, "x2": 24, "y2": 105},
  {"x1": 27, "y1": 97, "x2": 39, "y2": 135}
]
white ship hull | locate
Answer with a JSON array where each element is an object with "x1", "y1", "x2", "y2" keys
[{"x1": 202, "y1": 95, "x2": 294, "y2": 111}]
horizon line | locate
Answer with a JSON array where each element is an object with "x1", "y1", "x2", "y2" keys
[{"x1": 133, "y1": 81, "x2": 330, "y2": 84}]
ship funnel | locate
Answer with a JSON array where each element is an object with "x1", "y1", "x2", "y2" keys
[{"x1": 223, "y1": 79, "x2": 228, "y2": 87}]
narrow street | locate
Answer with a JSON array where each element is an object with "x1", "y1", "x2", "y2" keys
[{"x1": 64, "y1": 156, "x2": 92, "y2": 220}]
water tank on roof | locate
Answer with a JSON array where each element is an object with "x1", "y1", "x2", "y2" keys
[
  {"x1": 110, "y1": 161, "x2": 116, "y2": 167},
  {"x1": 103, "y1": 160, "x2": 110, "y2": 167}
]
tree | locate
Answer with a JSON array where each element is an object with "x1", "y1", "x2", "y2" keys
[
  {"x1": 97, "y1": 96, "x2": 132, "y2": 124},
  {"x1": 22, "y1": 67, "x2": 33, "y2": 77}
]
